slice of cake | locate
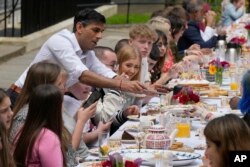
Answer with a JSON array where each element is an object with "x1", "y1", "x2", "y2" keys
[{"x1": 122, "y1": 131, "x2": 135, "y2": 140}]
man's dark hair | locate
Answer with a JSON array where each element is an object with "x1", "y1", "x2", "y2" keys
[
  {"x1": 183, "y1": 0, "x2": 203, "y2": 14},
  {"x1": 73, "y1": 8, "x2": 106, "y2": 32}
]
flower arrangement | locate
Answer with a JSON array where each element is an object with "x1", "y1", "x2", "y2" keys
[
  {"x1": 245, "y1": 22, "x2": 250, "y2": 31},
  {"x1": 208, "y1": 58, "x2": 230, "y2": 75},
  {"x1": 230, "y1": 36, "x2": 247, "y2": 46},
  {"x1": 208, "y1": 58, "x2": 230, "y2": 85},
  {"x1": 245, "y1": 22, "x2": 250, "y2": 46},
  {"x1": 173, "y1": 86, "x2": 200, "y2": 105},
  {"x1": 102, "y1": 153, "x2": 142, "y2": 167}
]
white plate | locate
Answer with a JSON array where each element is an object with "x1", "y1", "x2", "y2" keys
[
  {"x1": 127, "y1": 115, "x2": 140, "y2": 121},
  {"x1": 161, "y1": 105, "x2": 194, "y2": 115},
  {"x1": 89, "y1": 147, "x2": 121, "y2": 156},
  {"x1": 109, "y1": 149, "x2": 201, "y2": 166},
  {"x1": 162, "y1": 105, "x2": 193, "y2": 110},
  {"x1": 125, "y1": 127, "x2": 139, "y2": 133}
]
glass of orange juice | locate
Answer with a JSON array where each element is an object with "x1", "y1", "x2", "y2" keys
[
  {"x1": 176, "y1": 117, "x2": 190, "y2": 138},
  {"x1": 230, "y1": 82, "x2": 238, "y2": 90},
  {"x1": 230, "y1": 73, "x2": 239, "y2": 91},
  {"x1": 98, "y1": 131, "x2": 110, "y2": 159}
]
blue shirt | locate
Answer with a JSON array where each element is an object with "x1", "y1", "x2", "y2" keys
[{"x1": 221, "y1": 3, "x2": 244, "y2": 27}]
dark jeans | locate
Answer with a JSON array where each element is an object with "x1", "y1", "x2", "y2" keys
[{"x1": 6, "y1": 88, "x2": 20, "y2": 109}]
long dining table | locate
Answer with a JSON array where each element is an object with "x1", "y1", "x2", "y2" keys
[{"x1": 81, "y1": 77, "x2": 241, "y2": 167}]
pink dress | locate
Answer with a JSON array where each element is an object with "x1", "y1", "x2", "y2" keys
[{"x1": 15, "y1": 128, "x2": 63, "y2": 167}]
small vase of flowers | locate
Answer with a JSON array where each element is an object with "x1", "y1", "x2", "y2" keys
[{"x1": 208, "y1": 58, "x2": 230, "y2": 85}]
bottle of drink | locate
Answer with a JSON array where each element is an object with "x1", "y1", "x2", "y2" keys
[{"x1": 216, "y1": 40, "x2": 226, "y2": 61}]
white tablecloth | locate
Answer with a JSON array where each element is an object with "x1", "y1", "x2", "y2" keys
[{"x1": 83, "y1": 90, "x2": 237, "y2": 166}]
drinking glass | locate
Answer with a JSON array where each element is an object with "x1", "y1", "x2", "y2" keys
[
  {"x1": 221, "y1": 96, "x2": 229, "y2": 108},
  {"x1": 154, "y1": 151, "x2": 173, "y2": 167},
  {"x1": 176, "y1": 117, "x2": 191, "y2": 138},
  {"x1": 134, "y1": 132, "x2": 145, "y2": 152},
  {"x1": 98, "y1": 131, "x2": 110, "y2": 159},
  {"x1": 230, "y1": 73, "x2": 239, "y2": 91}
]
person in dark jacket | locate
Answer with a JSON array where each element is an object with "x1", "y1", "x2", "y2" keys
[{"x1": 178, "y1": 0, "x2": 217, "y2": 52}]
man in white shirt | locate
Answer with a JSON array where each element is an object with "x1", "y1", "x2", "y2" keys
[{"x1": 8, "y1": 8, "x2": 145, "y2": 106}]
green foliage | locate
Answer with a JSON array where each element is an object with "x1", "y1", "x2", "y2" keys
[{"x1": 106, "y1": 13, "x2": 150, "y2": 24}]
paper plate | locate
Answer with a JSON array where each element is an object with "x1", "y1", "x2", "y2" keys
[{"x1": 127, "y1": 115, "x2": 140, "y2": 121}]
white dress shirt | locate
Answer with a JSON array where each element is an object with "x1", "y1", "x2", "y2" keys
[
  {"x1": 200, "y1": 26, "x2": 217, "y2": 42},
  {"x1": 140, "y1": 57, "x2": 150, "y2": 84},
  {"x1": 15, "y1": 29, "x2": 116, "y2": 87}
]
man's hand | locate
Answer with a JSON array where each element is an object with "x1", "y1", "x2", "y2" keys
[
  {"x1": 200, "y1": 48, "x2": 212, "y2": 55},
  {"x1": 188, "y1": 44, "x2": 200, "y2": 50},
  {"x1": 205, "y1": 10, "x2": 216, "y2": 27},
  {"x1": 151, "y1": 84, "x2": 172, "y2": 93},
  {"x1": 120, "y1": 80, "x2": 146, "y2": 93},
  {"x1": 183, "y1": 55, "x2": 202, "y2": 65},
  {"x1": 186, "y1": 49, "x2": 203, "y2": 56}
]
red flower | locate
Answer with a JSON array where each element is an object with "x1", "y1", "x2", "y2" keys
[
  {"x1": 173, "y1": 86, "x2": 200, "y2": 104},
  {"x1": 189, "y1": 93, "x2": 200, "y2": 103},
  {"x1": 125, "y1": 160, "x2": 139, "y2": 167},
  {"x1": 208, "y1": 59, "x2": 230, "y2": 71},
  {"x1": 245, "y1": 23, "x2": 250, "y2": 30},
  {"x1": 208, "y1": 59, "x2": 216, "y2": 65},
  {"x1": 179, "y1": 95, "x2": 189, "y2": 104},
  {"x1": 102, "y1": 160, "x2": 112, "y2": 167},
  {"x1": 230, "y1": 37, "x2": 247, "y2": 45},
  {"x1": 221, "y1": 61, "x2": 230, "y2": 68}
]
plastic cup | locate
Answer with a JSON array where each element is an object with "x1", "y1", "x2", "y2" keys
[{"x1": 98, "y1": 131, "x2": 110, "y2": 159}]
